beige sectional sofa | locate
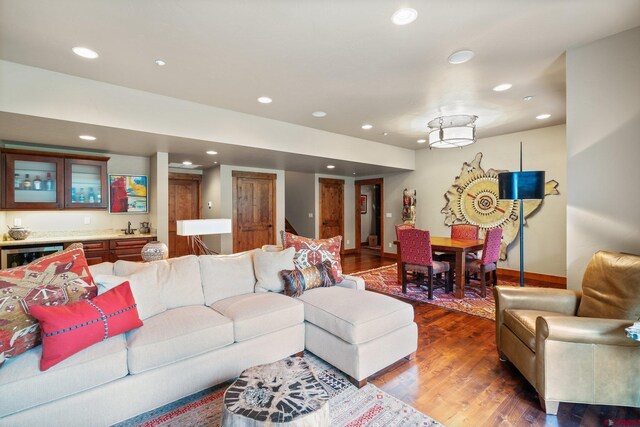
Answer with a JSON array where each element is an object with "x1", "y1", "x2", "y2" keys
[{"x1": 0, "y1": 249, "x2": 417, "y2": 427}]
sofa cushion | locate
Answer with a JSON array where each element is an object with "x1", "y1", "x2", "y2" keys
[
  {"x1": 126, "y1": 306, "x2": 233, "y2": 374},
  {"x1": 114, "y1": 255, "x2": 205, "y2": 309},
  {"x1": 29, "y1": 281, "x2": 142, "y2": 370},
  {"x1": 254, "y1": 247, "x2": 295, "y2": 293},
  {"x1": 280, "y1": 261, "x2": 336, "y2": 297},
  {"x1": 0, "y1": 334, "x2": 127, "y2": 418},
  {"x1": 89, "y1": 261, "x2": 114, "y2": 276},
  {"x1": 503, "y1": 309, "x2": 567, "y2": 352},
  {"x1": 211, "y1": 293, "x2": 304, "y2": 342},
  {"x1": 94, "y1": 263, "x2": 165, "y2": 320},
  {"x1": 199, "y1": 251, "x2": 256, "y2": 305},
  {"x1": 578, "y1": 251, "x2": 640, "y2": 320},
  {"x1": 298, "y1": 287, "x2": 414, "y2": 345},
  {"x1": 0, "y1": 247, "x2": 97, "y2": 368}
]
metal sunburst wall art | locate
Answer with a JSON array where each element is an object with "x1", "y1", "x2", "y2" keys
[{"x1": 441, "y1": 153, "x2": 559, "y2": 260}]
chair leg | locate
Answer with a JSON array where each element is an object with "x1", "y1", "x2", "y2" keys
[
  {"x1": 480, "y1": 265, "x2": 486, "y2": 298},
  {"x1": 427, "y1": 266, "x2": 434, "y2": 300},
  {"x1": 447, "y1": 269, "x2": 453, "y2": 293},
  {"x1": 492, "y1": 268, "x2": 498, "y2": 286},
  {"x1": 401, "y1": 263, "x2": 408, "y2": 293}
]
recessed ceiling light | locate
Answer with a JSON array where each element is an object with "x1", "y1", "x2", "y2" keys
[
  {"x1": 327, "y1": 165, "x2": 336, "y2": 169},
  {"x1": 79, "y1": 135, "x2": 96, "y2": 141},
  {"x1": 257, "y1": 96, "x2": 272, "y2": 104},
  {"x1": 448, "y1": 50, "x2": 474, "y2": 65},
  {"x1": 536, "y1": 114, "x2": 551, "y2": 120},
  {"x1": 312, "y1": 111, "x2": 327, "y2": 118},
  {"x1": 154, "y1": 59, "x2": 166, "y2": 66},
  {"x1": 206, "y1": 150, "x2": 218, "y2": 155},
  {"x1": 523, "y1": 95, "x2": 534, "y2": 101},
  {"x1": 382, "y1": 132, "x2": 389, "y2": 136},
  {"x1": 417, "y1": 139, "x2": 426, "y2": 144},
  {"x1": 361, "y1": 124, "x2": 373, "y2": 130},
  {"x1": 391, "y1": 8, "x2": 418, "y2": 25},
  {"x1": 493, "y1": 83, "x2": 513, "y2": 92},
  {"x1": 182, "y1": 161, "x2": 193, "y2": 165},
  {"x1": 72, "y1": 47, "x2": 99, "y2": 59}
]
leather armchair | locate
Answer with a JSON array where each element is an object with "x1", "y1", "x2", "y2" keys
[{"x1": 494, "y1": 251, "x2": 640, "y2": 415}]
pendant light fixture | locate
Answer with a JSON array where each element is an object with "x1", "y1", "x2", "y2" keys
[{"x1": 427, "y1": 114, "x2": 478, "y2": 148}]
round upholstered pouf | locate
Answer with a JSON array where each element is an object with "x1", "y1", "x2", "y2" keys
[{"x1": 221, "y1": 357, "x2": 329, "y2": 427}]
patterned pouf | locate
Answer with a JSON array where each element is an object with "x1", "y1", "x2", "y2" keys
[{"x1": 222, "y1": 357, "x2": 330, "y2": 426}]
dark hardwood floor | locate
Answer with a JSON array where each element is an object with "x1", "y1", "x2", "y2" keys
[{"x1": 341, "y1": 252, "x2": 640, "y2": 427}]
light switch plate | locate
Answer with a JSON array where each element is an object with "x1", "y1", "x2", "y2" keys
[
  {"x1": 14, "y1": 218, "x2": 21, "y2": 226},
  {"x1": 385, "y1": 213, "x2": 392, "y2": 218},
  {"x1": 308, "y1": 213, "x2": 313, "y2": 218},
  {"x1": 346, "y1": 240, "x2": 350, "y2": 245},
  {"x1": 388, "y1": 242, "x2": 393, "y2": 248},
  {"x1": 84, "y1": 216, "x2": 91, "y2": 225}
]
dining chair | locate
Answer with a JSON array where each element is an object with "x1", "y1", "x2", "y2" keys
[
  {"x1": 395, "y1": 223, "x2": 415, "y2": 240},
  {"x1": 398, "y1": 228, "x2": 451, "y2": 299},
  {"x1": 436, "y1": 223, "x2": 480, "y2": 266},
  {"x1": 465, "y1": 227, "x2": 502, "y2": 297}
]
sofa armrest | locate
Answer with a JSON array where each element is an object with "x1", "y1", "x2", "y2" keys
[
  {"x1": 536, "y1": 316, "x2": 640, "y2": 347},
  {"x1": 338, "y1": 275, "x2": 365, "y2": 290},
  {"x1": 493, "y1": 286, "x2": 581, "y2": 352}
]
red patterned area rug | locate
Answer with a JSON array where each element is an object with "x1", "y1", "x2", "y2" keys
[
  {"x1": 113, "y1": 352, "x2": 441, "y2": 427},
  {"x1": 352, "y1": 264, "x2": 518, "y2": 321}
]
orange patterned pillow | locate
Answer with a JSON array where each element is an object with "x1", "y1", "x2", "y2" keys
[
  {"x1": 0, "y1": 247, "x2": 97, "y2": 367},
  {"x1": 281, "y1": 231, "x2": 343, "y2": 283}
]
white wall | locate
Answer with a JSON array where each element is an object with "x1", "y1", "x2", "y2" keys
[
  {"x1": 381, "y1": 125, "x2": 567, "y2": 277},
  {"x1": 2, "y1": 153, "x2": 152, "y2": 233},
  {"x1": 149, "y1": 152, "x2": 168, "y2": 244},
  {"x1": 284, "y1": 171, "x2": 315, "y2": 238},
  {"x1": 314, "y1": 174, "x2": 356, "y2": 250},
  {"x1": 360, "y1": 185, "x2": 373, "y2": 244},
  {"x1": 202, "y1": 166, "x2": 222, "y2": 253},
  {"x1": 566, "y1": 27, "x2": 640, "y2": 289}
]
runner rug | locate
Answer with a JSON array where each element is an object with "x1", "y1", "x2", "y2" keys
[
  {"x1": 113, "y1": 352, "x2": 442, "y2": 427},
  {"x1": 351, "y1": 264, "x2": 519, "y2": 320}
]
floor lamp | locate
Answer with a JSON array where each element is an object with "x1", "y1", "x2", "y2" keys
[
  {"x1": 498, "y1": 143, "x2": 545, "y2": 287},
  {"x1": 176, "y1": 219, "x2": 232, "y2": 255}
]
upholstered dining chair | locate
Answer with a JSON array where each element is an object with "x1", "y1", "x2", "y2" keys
[
  {"x1": 437, "y1": 223, "x2": 481, "y2": 263},
  {"x1": 465, "y1": 227, "x2": 502, "y2": 297},
  {"x1": 397, "y1": 228, "x2": 451, "y2": 299},
  {"x1": 395, "y1": 223, "x2": 415, "y2": 240}
]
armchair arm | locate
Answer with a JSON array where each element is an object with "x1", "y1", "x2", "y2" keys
[
  {"x1": 536, "y1": 316, "x2": 640, "y2": 347},
  {"x1": 493, "y1": 286, "x2": 581, "y2": 351}
]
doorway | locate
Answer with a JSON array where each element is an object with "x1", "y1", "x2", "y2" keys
[
  {"x1": 232, "y1": 171, "x2": 277, "y2": 253},
  {"x1": 355, "y1": 178, "x2": 384, "y2": 257},
  {"x1": 168, "y1": 173, "x2": 202, "y2": 258},
  {"x1": 319, "y1": 178, "x2": 344, "y2": 251}
]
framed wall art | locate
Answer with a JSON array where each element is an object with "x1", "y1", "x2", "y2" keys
[
  {"x1": 109, "y1": 174, "x2": 148, "y2": 213},
  {"x1": 360, "y1": 195, "x2": 368, "y2": 214}
]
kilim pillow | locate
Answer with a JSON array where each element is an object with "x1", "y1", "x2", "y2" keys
[
  {"x1": 0, "y1": 247, "x2": 97, "y2": 368},
  {"x1": 281, "y1": 231, "x2": 343, "y2": 283},
  {"x1": 279, "y1": 261, "x2": 336, "y2": 297},
  {"x1": 29, "y1": 281, "x2": 142, "y2": 370}
]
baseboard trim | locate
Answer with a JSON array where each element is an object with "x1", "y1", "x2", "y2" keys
[
  {"x1": 343, "y1": 248, "x2": 357, "y2": 255},
  {"x1": 383, "y1": 252, "x2": 398, "y2": 260},
  {"x1": 497, "y1": 268, "x2": 566, "y2": 287}
]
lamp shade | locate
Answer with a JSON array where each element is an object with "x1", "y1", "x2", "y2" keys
[
  {"x1": 498, "y1": 171, "x2": 545, "y2": 200},
  {"x1": 176, "y1": 219, "x2": 232, "y2": 236}
]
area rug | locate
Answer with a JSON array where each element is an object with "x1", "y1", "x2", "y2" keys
[
  {"x1": 352, "y1": 264, "x2": 517, "y2": 320},
  {"x1": 113, "y1": 352, "x2": 441, "y2": 427}
]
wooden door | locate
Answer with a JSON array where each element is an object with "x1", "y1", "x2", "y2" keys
[
  {"x1": 319, "y1": 178, "x2": 344, "y2": 248},
  {"x1": 232, "y1": 171, "x2": 276, "y2": 253},
  {"x1": 168, "y1": 173, "x2": 202, "y2": 257}
]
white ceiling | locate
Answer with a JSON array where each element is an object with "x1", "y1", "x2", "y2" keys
[{"x1": 0, "y1": 0, "x2": 639, "y2": 155}]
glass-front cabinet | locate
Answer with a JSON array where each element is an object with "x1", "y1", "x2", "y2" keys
[
  {"x1": 64, "y1": 159, "x2": 108, "y2": 209},
  {"x1": 2, "y1": 150, "x2": 109, "y2": 210},
  {"x1": 4, "y1": 153, "x2": 65, "y2": 209}
]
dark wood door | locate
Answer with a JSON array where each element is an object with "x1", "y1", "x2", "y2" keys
[
  {"x1": 232, "y1": 171, "x2": 276, "y2": 253},
  {"x1": 168, "y1": 174, "x2": 202, "y2": 257},
  {"x1": 319, "y1": 178, "x2": 344, "y2": 248}
]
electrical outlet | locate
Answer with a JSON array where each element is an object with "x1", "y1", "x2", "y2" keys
[
  {"x1": 84, "y1": 216, "x2": 91, "y2": 225},
  {"x1": 346, "y1": 240, "x2": 350, "y2": 245},
  {"x1": 207, "y1": 201, "x2": 212, "y2": 209},
  {"x1": 385, "y1": 213, "x2": 392, "y2": 218},
  {"x1": 14, "y1": 218, "x2": 21, "y2": 226},
  {"x1": 388, "y1": 242, "x2": 393, "y2": 248}
]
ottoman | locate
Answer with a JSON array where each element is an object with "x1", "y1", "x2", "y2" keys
[{"x1": 298, "y1": 287, "x2": 417, "y2": 386}]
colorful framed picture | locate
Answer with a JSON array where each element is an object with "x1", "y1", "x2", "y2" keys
[
  {"x1": 360, "y1": 195, "x2": 367, "y2": 214},
  {"x1": 109, "y1": 175, "x2": 148, "y2": 213}
]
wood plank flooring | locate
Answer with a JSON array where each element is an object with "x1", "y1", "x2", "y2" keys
[{"x1": 341, "y1": 252, "x2": 640, "y2": 426}]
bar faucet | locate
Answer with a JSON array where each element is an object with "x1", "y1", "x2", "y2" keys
[{"x1": 121, "y1": 221, "x2": 137, "y2": 235}]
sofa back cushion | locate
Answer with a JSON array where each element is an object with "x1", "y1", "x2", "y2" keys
[
  {"x1": 578, "y1": 251, "x2": 640, "y2": 320},
  {"x1": 254, "y1": 247, "x2": 295, "y2": 293},
  {"x1": 114, "y1": 255, "x2": 204, "y2": 308},
  {"x1": 199, "y1": 251, "x2": 256, "y2": 305}
]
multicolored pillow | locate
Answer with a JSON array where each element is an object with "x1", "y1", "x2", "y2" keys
[
  {"x1": 279, "y1": 261, "x2": 336, "y2": 297},
  {"x1": 0, "y1": 247, "x2": 96, "y2": 368},
  {"x1": 29, "y1": 281, "x2": 142, "y2": 370},
  {"x1": 281, "y1": 231, "x2": 343, "y2": 283}
]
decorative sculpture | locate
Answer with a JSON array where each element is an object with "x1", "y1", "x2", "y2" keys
[{"x1": 402, "y1": 189, "x2": 416, "y2": 224}]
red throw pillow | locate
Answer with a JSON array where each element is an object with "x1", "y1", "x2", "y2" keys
[
  {"x1": 29, "y1": 281, "x2": 142, "y2": 371},
  {"x1": 281, "y1": 232, "x2": 343, "y2": 283},
  {"x1": 0, "y1": 247, "x2": 97, "y2": 367}
]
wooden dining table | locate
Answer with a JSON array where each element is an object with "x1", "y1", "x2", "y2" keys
[{"x1": 394, "y1": 237, "x2": 484, "y2": 299}]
